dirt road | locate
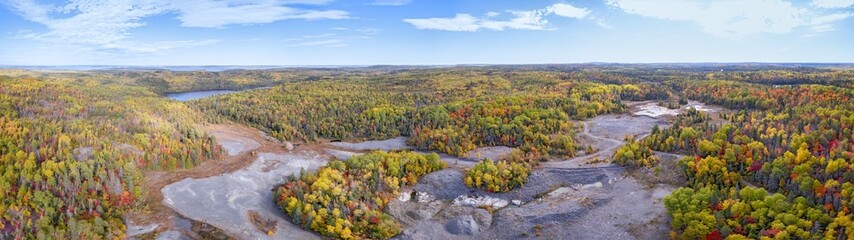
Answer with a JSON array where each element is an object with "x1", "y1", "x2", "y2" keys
[{"x1": 542, "y1": 121, "x2": 624, "y2": 168}]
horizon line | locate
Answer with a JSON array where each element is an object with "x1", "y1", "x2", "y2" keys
[{"x1": 3, "y1": 62, "x2": 854, "y2": 68}]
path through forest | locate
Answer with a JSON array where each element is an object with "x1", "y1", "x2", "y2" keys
[
  {"x1": 542, "y1": 113, "x2": 667, "y2": 169},
  {"x1": 541, "y1": 121, "x2": 624, "y2": 168}
]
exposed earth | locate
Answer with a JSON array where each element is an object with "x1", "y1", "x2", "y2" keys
[{"x1": 128, "y1": 101, "x2": 719, "y2": 239}]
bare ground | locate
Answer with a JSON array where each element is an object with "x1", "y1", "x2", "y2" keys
[
  {"x1": 161, "y1": 151, "x2": 326, "y2": 240},
  {"x1": 126, "y1": 123, "x2": 306, "y2": 239},
  {"x1": 394, "y1": 165, "x2": 681, "y2": 240}
]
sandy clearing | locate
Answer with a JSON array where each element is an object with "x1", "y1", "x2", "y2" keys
[
  {"x1": 161, "y1": 152, "x2": 327, "y2": 240},
  {"x1": 329, "y1": 137, "x2": 413, "y2": 151},
  {"x1": 548, "y1": 178, "x2": 676, "y2": 240},
  {"x1": 634, "y1": 102, "x2": 682, "y2": 118},
  {"x1": 633, "y1": 100, "x2": 719, "y2": 118},
  {"x1": 207, "y1": 127, "x2": 262, "y2": 156},
  {"x1": 466, "y1": 146, "x2": 514, "y2": 161},
  {"x1": 126, "y1": 123, "x2": 311, "y2": 239}
]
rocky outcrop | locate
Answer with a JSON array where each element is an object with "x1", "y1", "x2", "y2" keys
[
  {"x1": 452, "y1": 195, "x2": 509, "y2": 209},
  {"x1": 445, "y1": 215, "x2": 480, "y2": 235},
  {"x1": 388, "y1": 194, "x2": 445, "y2": 226}
]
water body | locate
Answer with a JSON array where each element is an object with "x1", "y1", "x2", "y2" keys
[
  {"x1": 167, "y1": 86, "x2": 274, "y2": 102},
  {"x1": 166, "y1": 90, "x2": 238, "y2": 101}
]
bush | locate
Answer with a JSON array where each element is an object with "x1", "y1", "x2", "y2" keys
[
  {"x1": 612, "y1": 137, "x2": 659, "y2": 167},
  {"x1": 465, "y1": 159, "x2": 530, "y2": 192}
]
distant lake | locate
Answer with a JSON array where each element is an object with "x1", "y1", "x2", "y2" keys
[
  {"x1": 166, "y1": 90, "x2": 237, "y2": 101},
  {"x1": 166, "y1": 87, "x2": 272, "y2": 101}
]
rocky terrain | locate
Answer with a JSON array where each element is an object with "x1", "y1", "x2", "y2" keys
[{"x1": 130, "y1": 100, "x2": 720, "y2": 239}]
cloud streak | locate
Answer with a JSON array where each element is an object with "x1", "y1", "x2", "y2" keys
[
  {"x1": 173, "y1": 1, "x2": 349, "y2": 28},
  {"x1": 286, "y1": 29, "x2": 376, "y2": 48},
  {"x1": 607, "y1": 0, "x2": 853, "y2": 37},
  {"x1": 290, "y1": 39, "x2": 345, "y2": 47},
  {"x1": 2, "y1": 0, "x2": 349, "y2": 52},
  {"x1": 371, "y1": 0, "x2": 412, "y2": 6},
  {"x1": 811, "y1": 0, "x2": 854, "y2": 8},
  {"x1": 403, "y1": 3, "x2": 590, "y2": 31}
]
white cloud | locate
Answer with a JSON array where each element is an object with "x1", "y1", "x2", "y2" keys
[
  {"x1": 548, "y1": 3, "x2": 590, "y2": 19},
  {"x1": 494, "y1": 9, "x2": 554, "y2": 30},
  {"x1": 5, "y1": 0, "x2": 51, "y2": 22},
  {"x1": 372, "y1": 0, "x2": 412, "y2": 6},
  {"x1": 405, "y1": 14, "x2": 482, "y2": 31},
  {"x1": 7, "y1": 0, "x2": 165, "y2": 46},
  {"x1": 102, "y1": 39, "x2": 220, "y2": 53},
  {"x1": 596, "y1": 20, "x2": 613, "y2": 29},
  {"x1": 290, "y1": 39, "x2": 344, "y2": 47},
  {"x1": 811, "y1": 24, "x2": 835, "y2": 32},
  {"x1": 2, "y1": 0, "x2": 349, "y2": 52},
  {"x1": 168, "y1": 1, "x2": 349, "y2": 28},
  {"x1": 811, "y1": 12, "x2": 853, "y2": 24},
  {"x1": 811, "y1": 0, "x2": 854, "y2": 8},
  {"x1": 403, "y1": 3, "x2": 589, "y2": 31},
  {"x1": 357, "y1": 28, "x2": 380, "y2": 35},
  {"x1": 327, "y1": 27, "x2": 379, "y2": 35},
  {"x1": 304, "y1": 33, "x2": 338, "y2": 38},
  {"x1": 287, "y1": 29, "x2": 375, "y2": 47},
  {"x1": 606, "y1": 0, "x2": 853, "y2": 37}
]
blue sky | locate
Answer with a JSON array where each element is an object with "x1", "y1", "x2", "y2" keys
[{"x1": 1, "y1": 0, "x2": 853, "y2": 65}]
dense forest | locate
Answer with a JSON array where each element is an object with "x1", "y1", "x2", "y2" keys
[
  {"x1": 613, "y1": 80, "x2": 854, "y2": 239},
  {"x1": 189, "y1": 70, "x2": 638, "y2": 192},
  {"x1": 0, "y1": 75, "x2": 220, "y2": 238},
  {"x1": 190, "y1": 70, "x2": 633, "y2": 151},
  {"x1": 2, "y1": 64, "x2": 854, "y2": 239},
  {"x1": 670, "y1": 81, "x2": 854, "y2": 239}
]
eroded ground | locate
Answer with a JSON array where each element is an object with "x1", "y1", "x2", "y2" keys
[
  {"x1": 127, "y1": 124, "x2": 325, "y2": 239},
  {"x1": 161, "y1": 152, "x2": 327, "y2": 240}
]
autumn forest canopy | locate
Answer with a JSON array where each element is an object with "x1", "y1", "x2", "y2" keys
[{"x1": 2, "y1": 63, "x2": 854, "y2": 239}]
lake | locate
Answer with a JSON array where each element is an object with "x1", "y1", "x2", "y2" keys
[
  {"x1": 167, "y1": 86, "x2": 273, "y2": 101},
  {"x1": 166, "y1": 90, "x2": 237, "y2": 101}
]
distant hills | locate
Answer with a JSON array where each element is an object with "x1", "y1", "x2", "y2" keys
[{"x1": 2, "y1": 63, "x2": 854, "y2": 72}]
